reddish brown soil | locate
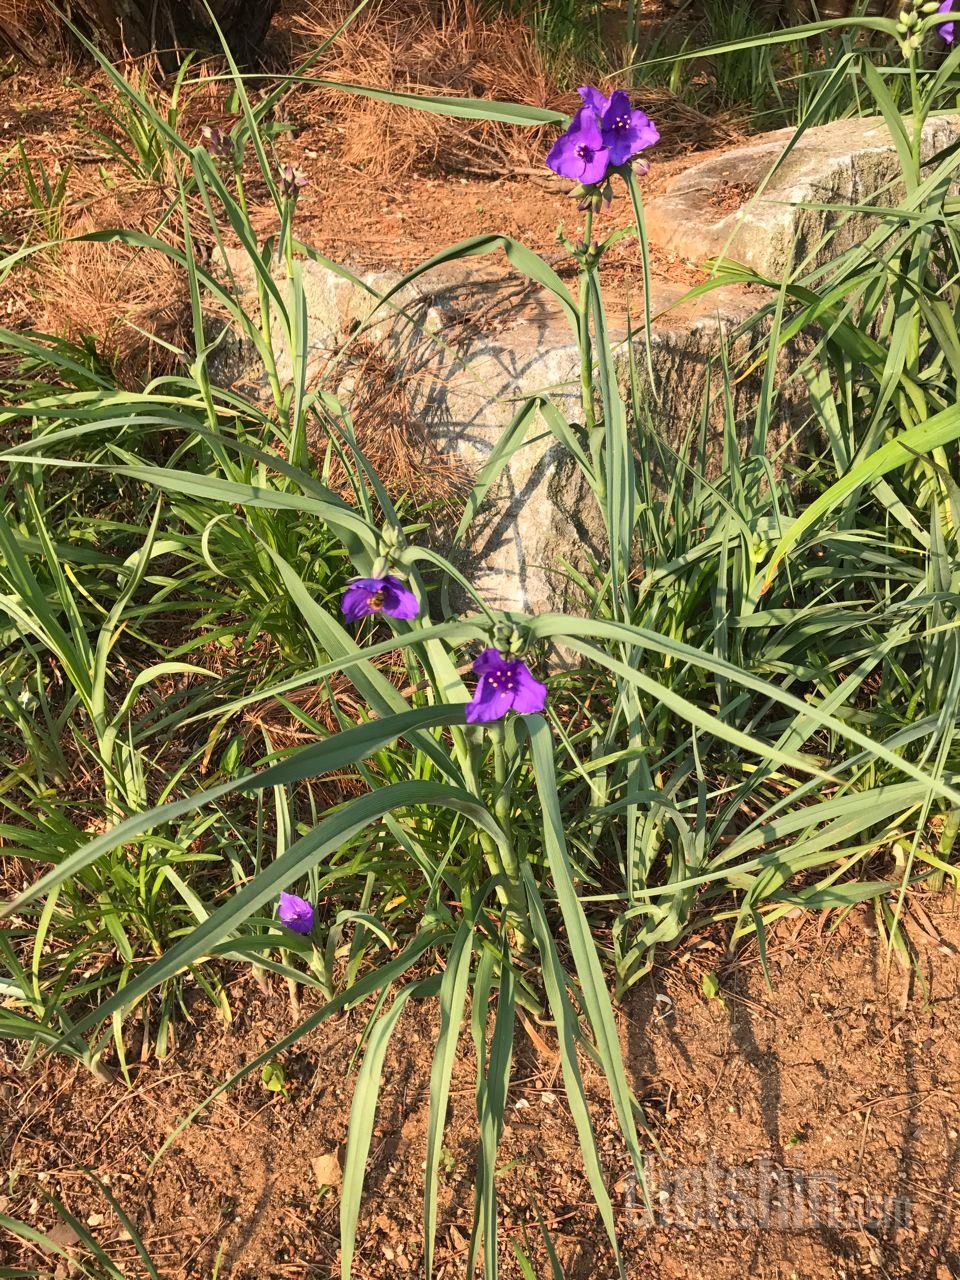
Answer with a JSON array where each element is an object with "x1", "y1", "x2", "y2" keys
[{"x1": 3, "y1": 898, "x2": 959, "y2": 1279}]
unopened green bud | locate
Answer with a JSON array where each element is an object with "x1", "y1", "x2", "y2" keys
[
  {"x1": 750, "y1": 533, "x2": 770, "y2": 564},
  {"x1": 492, "y1": 621, "x2": 524, "y2": 654}
]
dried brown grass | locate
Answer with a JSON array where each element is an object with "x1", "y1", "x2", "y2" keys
[
  {"x1": 0, "y1": 0, "x2": 51, "y2": 60},
  {"x1": 286, "y1": 0, "x2": 743, "y2": 175},
  {"x1": 289, "y1": 0, "x2": 573, "y2": 178},
  {"x1": 321, "y1": 339, "x2": 469, "y2": 510},
  {"x1": 37, "y1": 179, "x2": 191, "y2": 385}
]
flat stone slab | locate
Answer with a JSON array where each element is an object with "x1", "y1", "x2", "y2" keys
[{"x1": 644, "y1": 114, "x2": 960, "y2": 278}]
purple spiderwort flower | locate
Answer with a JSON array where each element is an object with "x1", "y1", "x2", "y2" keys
[
  {"x1": 939, "y1": 1, "x2": 955, "y2": 43},
  {"x1": 281, "y1": 164, "x2": 308, "y2": 198},
  {"x1": 341, "y1": 575, "x2": 419, "y2": 623},
  {"x1": 546, "y1": 106, "x2": 611, "y2": 185},
  {"x1": 465, "y1": 648, "x2": 547, "y2": 723},
  {"x1": 546, "y1": 85, "x2": 659, "y2": 186},
  {"x1": 578, "y1": 85, "x2": 611, "y2": 115},
  {"x1": 597, "y1": 89, "x2": 660, "y2": 167},
  {"x1": 277, "y1": 891, "x2": 314, "y2": 935}
]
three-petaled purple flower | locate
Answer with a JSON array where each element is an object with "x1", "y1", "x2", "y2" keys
[
  {"x1": 547, "y1": 106, "x2": 611, "y2": 185},
  {"x1": 939, "y1": 1, "x2": 955, "y2": 44},
  {"x1": 341, "y1": 575, "x2": 420, "y2": 623},
  {"x1": 277, "y1": 891, "x2": 315, "y2": 935},
  {"x1": 465, "y1": 648, "x2": 547, "y2": 723},
  {"x1": 546, "y1": 86, "x2": 659, "y2": 186}
]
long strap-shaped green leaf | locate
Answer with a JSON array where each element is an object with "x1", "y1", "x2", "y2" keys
[
  {"x1": 522, "y1": 865, "x2": 628, "y2": 1279},
  {"x1": 341, "y1": 976, "x2": 437, "y2": 1279},
  {"x1": 239, "y1": 76, "x2": 566, "y2": 126},
  {"x1": 467, "y1": 935, "x2": 516, "y2": 1280},
  {"x1": 0, "y1": 1208, "x2": 125, "y2": 1280},
  {"x1": 4, "y1": 705, "x2": 471, "y2": 915},
  {"x1": 161, "y1": 619, "x2": 481, "y2": 731},
  {"x1": 350, "y1": 232, "x2": 580, "y2": 343},
  {"x1": 764, "y1": 399, "x2": 960, "y2": 582},
  {"x1": 560, "y1": 635, "x2": 829, "y2": 781},
  {"x1": 524, "y1": 614, "x2": 960, "y2": 807},
  {"x1": 50, "y1": 779, "x2": 504, "y2": 1053},
  {"x1": 0, "y1": 446, "x2": 376, "y2": 560},
  {"x1": 587, "y1": 267, "x2": 635, "y2": 613},
  {"x1": 423, "y1": 919, "x2": 475, "y2": 1280},
  {"x1": 521, "y1": 717, "x2": 646, "y2": 1195}
]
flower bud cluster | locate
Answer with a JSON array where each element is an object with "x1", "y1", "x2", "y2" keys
[
  {"x1": 370, "y1": 523, "x2": 407, "y2": 582},
  {"x1": 898, "y1": 0, "x2": 955, "y2": 53}
]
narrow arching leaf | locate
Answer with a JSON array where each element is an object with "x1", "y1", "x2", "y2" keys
[
  {"x1": 522, "y1": 866, "x2": 627, "y2": 1276},
  {"x1": 521, "y1": 718, "x2": 646, "y2": 1190},
  {"x1": 341, "y1": 980, "x2": 433, "y2": 1280},
  {"x1": 424, "y1": 920, "x2": 475, "y2": 1280},
  {"x1": 765, "y1": 401, "x2": 960, "y2": 580}
]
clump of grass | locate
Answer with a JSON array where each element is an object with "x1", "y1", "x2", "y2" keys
[
  {"x1": 489, "y1": 0, "x2": 606, "y2": 85},
  {"x1": 699, "y1": 0, "x2": 780, "y2": 116}
]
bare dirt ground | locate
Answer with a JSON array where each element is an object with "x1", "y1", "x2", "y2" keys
[{"x1": 2, "y1": 898, "x2": 958, "y2": 1279}]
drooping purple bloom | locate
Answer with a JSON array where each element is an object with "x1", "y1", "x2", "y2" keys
[
  {"x1": 281, "y1": 164, "x2": 308, "y2": 197},
  {"x1": 546, "y1": 106, "x2": 611, "y2": 185},
  {"x1": 201, "y1": 124, "x2": 234, "y2": 162},
  {"x1": 341, "y1": 575, "x2": 419, "y2": 623},
  {"x1": 465, "y1": 648, "x2": 547, "y2": 724},
  {"x1": 938, "y1": 1, "x2": 955, "y2": 44},
  {"x1": 598, "y1": 90, "x2": 660, "y2": 167},
  {"x1": 547, "y1": 85, "x2": 658, "y2": 186},
  {"x1": 577, "y1": 85, "x2": 611, "y2": 115},
  {"x1": 277, "y1": 891, "x2": 314, "y2": 935}
]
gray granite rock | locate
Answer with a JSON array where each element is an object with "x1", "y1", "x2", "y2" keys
[
  {"x1": 644, "y1": 114, "x2": 960, "y2": 280},
  {"x1": 209, "y1": 254, "x2": 799, "y2": 613},
  {"x1": 208, "y1": 113, "x2": 958, "y2": 614}
]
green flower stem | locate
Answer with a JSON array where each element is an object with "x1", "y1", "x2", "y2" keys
[
  {"x1": 578, "y1": 205, "x2": 597, "y2": 437},
  {"x1": 575, "y1": 205, "x2": 612, "y2": 509},
  {"x1": 586, "y1": 262, "x2": 609, "y2": 509},
  {"x1": 479, "y1": 722, "x2": 530, "y2": 949},
  {"x1": 235, "y1": 169, "x2": 285, "y2": 414},
  {"x1": 490, "y1": 721, "x2": 515, "y2": 850},
  {"x1": 909, "y1": 50, "x2": 923, "y2": 168}
]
